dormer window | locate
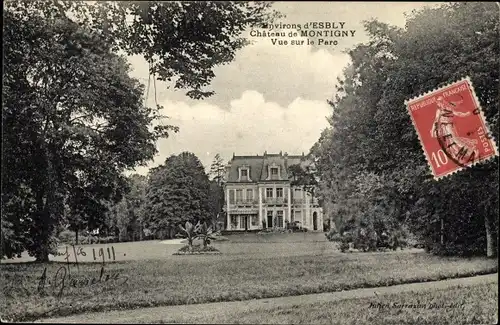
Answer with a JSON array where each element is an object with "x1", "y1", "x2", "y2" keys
[
  {"x1": 266, "y1": 163, "x2": 281, "y2": 180},
  {"x1": 238, "y1": 165, "x2": 251, "y2": 181}
]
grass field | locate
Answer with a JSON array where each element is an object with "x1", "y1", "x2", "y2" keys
[
  {"x1": 1, "y1": 233, "x2": 497, "y2": 322},
  {"x1": 152, "y1": 282, "x2": 498, "y2": 324}
]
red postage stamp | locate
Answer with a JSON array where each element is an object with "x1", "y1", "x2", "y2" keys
[{"x1": 405, "y1": 77, "x2": 498, "y2": 180}]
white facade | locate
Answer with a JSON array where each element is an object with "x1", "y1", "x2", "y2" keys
[{"x1": 224, "y1": 152, "x2": 324, "y2": 232}]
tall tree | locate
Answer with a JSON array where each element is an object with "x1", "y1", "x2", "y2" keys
[
  {"x1": 3, "y1": 8, "x2": 168, "y2": 261},
  {"x1": 209, "y1": 154, "x2": 227, "y2": 186},
  {"x1": 208, "y1": 154, "x2": 226, "y2": 229},
  {"x1": 143, "y1": 152, "x2": 211, "y2": 239},
  {"x1": 2, "y1": 1, "x2": 279, "y2": 260}
]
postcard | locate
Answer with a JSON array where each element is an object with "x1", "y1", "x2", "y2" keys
[{"x1": 2, "y1": 1, "x2": 498, "y2": 324}]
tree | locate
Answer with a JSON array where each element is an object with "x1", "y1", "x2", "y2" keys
[
  {"x1": 105, "y1": 174, "x2": 147, "y2": 242},
  {"x1": 209, "y1": 154, "x2": 226, "y2": 186},
  {"x1": 195, "y1": 221, "x2": 217, "y2": 248},
  {"x1": 2, "y1": 1, "x2": 280, "y2": 260},
  {"x1": 208, "y1": 154, "x2": 226, "y2": 229},
  {"x1": 144, "y1": 152, "x2": 211, "y2": 239},
  {"x1": 208, "y1": 180, "x2": 225, "y2": 230},
  {"x1": 177, "y1": 221, "x2": 197, "y2": 251},
  {"x1": 312, "y1": 3, "x2": 499, "y2": 256},
  {"x1": 288, "y1": 163, "x2": 319, "y2": 196},
  {"x1": 3, "y1": 7, "x2": 171, "y2": 261}
]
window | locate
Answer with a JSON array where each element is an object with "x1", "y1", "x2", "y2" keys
[
  {"x1": 229, "y1": 190, "x2": 235, "y2": 203},
  {"x1": 266, "y1": 188, "x2": 273, "y2": 198},
  {"x1": 267, "y1": 211, "x2": 274, "y2": 228},
  {"x1": 276, "y1": 188, "x2": 283, "y2": 198},
  {"x1": 240, "y1": 169, "x2": 249, "y2": 180},
  {"x1": 251, "y1": 215, "x2": 258, "y2": 226},
  {"x1": 231, "y1": 215, "x2": 238, "y2": 229},
  {"x1": 236, "y1": 189, "x2": 243, "y2": 201},
  {"x1": 294, "y1": 188, "x2": 303, "y2": 199},
  {"x1": 271, "y1": 167, "x2": 278, "y2": 175},
  {"x1": 246, "y1": 189, "x2": 253, "y2": 201},
  {"x1": 276, "y1": 211, "x2": 284, "y2": 228},
  {"x1": 295, "y1": 210, "x2": 302, "y2": 223}
]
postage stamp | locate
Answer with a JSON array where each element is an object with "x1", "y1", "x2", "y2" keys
[{"x1": 405, "y1": 77, "x2": 498, "y2": 180}]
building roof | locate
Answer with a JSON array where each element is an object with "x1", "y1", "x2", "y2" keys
[{"x1": 226, "y1": 152, "x2": 310, "y2": 183}]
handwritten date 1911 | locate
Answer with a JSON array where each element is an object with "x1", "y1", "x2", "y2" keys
[
  {"x1": 54, "y1": 245, "x2": 117, "y2": 264},
  {"x1": 92, "y1": 246, "x2": 116, "y2": 263}
]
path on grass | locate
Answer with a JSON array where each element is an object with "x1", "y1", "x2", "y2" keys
[{"x1": 38, "y1": 273, "x2": 498, "y2": 324}]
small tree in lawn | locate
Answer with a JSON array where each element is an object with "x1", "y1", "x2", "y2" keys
[
  {"x1": 195, "y1": 221, "x2": 217, "y2": 248},
  {"x1": 177, "y1": 221, "x2": 197, "y2": 251}
]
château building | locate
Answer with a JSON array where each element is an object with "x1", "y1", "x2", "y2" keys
[{"x1": 224, "y1": 151, "x2": 324, "y2": 232}]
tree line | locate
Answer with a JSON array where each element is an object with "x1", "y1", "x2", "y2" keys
[
  {"x1": 310, "y1": 2, "x2": 498, "y2": 257},
  {"x1": 99, "y1": 153, "x2": 226, "y2": 243}
]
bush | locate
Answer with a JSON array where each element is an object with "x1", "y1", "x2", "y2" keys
[
  {"x1": 336, "y1": 227, "x2": 410, "y2": 253},
  {"x1": 325, "y1": 228, "x2": 340, "y2": 241},
  {"x1": 58, "y1": 230, "x2": 76, "y2": 244},
  {"x1": 339, "y1": 241, "x2": 350, "y2": 253},
  {"x1": 57, "y1": 230, "x2": 119, "y2": 245}
]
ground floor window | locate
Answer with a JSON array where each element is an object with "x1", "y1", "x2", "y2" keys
[
  {"x1": 295, "y1": 210, "x2": 302, "y2": 224},
  {"x1": 267, "y1": 211, "x2": 273, "y2": 228},
  {"x1": 251, "y1": 215, "x2": 258, "y2": 226},
  {"x1": 276, "y1": 210, "x2": 284, "y2": 228},
  {"x1": 230, "y1": 215, "x2": 238, "y2": 229}
]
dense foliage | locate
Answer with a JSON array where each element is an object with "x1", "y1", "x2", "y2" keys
[
  {"x1": 312, "y1": 3, "x2": 499, "y2": 257},
  {"x1": 143, "y1": 152, "x2": 212, "y2": 239},
  {"x1": 2, "y1": 0, "x2": 278, "y2": 260},
  {"x1": 105, "y1": 174, "x2": 147, "y2": 242}
]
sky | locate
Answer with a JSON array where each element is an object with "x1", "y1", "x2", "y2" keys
[{"x1": 126, "y1": 1, "x2": 443, "y2": 175}]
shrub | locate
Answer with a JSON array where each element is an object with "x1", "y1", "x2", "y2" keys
[
  {"x1": 339, "y1": 240, "x2": 350, "y2": 253},
  {"x1": 58, "y1": 230, "x2": 76, "y2": 244},
  {"x1": 325, "y1": 228, "x2": 339, "y2": 241},
  {"x1": 336, "y1": 227, "x2": 410, "y2": 253}
]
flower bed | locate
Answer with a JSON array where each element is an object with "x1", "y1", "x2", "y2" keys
[{"x1": 173, "y1": 245, "x2": 221, "y2": 255}]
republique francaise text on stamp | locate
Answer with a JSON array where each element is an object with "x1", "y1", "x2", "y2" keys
[{"x1": 405, "y1": 77, "x2": 498, "y2": 180}]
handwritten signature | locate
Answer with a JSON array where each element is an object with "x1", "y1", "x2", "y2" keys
[
  {"x1": 37, "y1": 264, "x2": 129, "y2": 297},
  {"x1": 2, "y1": 245, "x2": 129, "y2": 322}
]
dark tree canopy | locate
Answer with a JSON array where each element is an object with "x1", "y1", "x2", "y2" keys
[
  {"x1": 143, "y1": 152, "x2": 211, "y2": 237},
  {"x1": 312, "y1": 2, "x2": 498, "y2": 256}
]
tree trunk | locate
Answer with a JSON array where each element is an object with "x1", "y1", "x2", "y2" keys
[
  {"x1": 485, "y1": 214, "x2": 497, "y2": 257},
  {"x1": 36, "y1": 247, "x2": 50, "y2": 263},
  {"x1": 75, "y1": 229, "x2": 79, "y2": 245}
]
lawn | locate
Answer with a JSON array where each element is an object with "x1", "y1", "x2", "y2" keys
[
  {"x1": 152, "y1": 282, "x2": 498, "y2": 324},
  {"x1": 1, "y1": 234, "x2": 497, "y2": 322},
  {"x1": 1, "y1": 232, "x2": 333, "y2": 264}
]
